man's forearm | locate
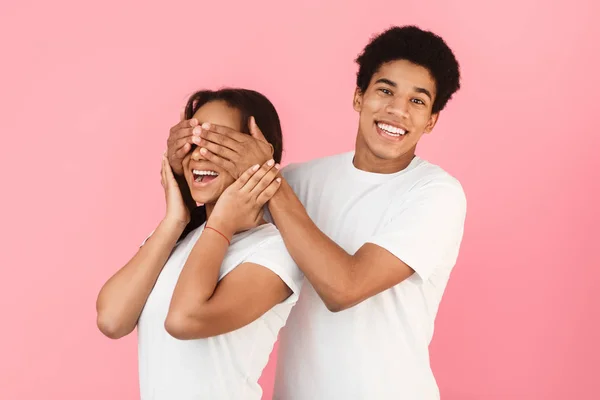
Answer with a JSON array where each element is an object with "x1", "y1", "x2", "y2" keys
[{"x1": 268, "y1": 179, "x2": 355, "y2": 310}]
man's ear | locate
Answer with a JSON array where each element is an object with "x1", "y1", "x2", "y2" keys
[
  {"x1": 424, "y1": 112, "x2": 439, "y2": 134},
  {"x1": 353, "y1": 87, "x2": 363, "y2": 112}
]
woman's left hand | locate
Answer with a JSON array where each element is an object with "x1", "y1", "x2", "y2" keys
[
  {"x1": 161, "y1": 153, "x2": 191, "y2": 227},
  {"x1": 208, "y1": 159, "x2": 282, "y2": 238}
]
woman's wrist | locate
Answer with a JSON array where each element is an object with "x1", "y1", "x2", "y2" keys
[
  {"x1": 160, "y1": 217, "x2": 189, "y2": 236},
  {"x1": 206, "y1": 216, "x2": 235, "y2": 241}
]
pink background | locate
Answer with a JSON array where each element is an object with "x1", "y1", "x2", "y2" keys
[{"x1": 1, "y1": 0, "x2": 598, "y2": 399}]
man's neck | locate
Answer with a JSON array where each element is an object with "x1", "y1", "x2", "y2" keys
[{"x1": 352, "y1": 147, "x2": 416, "y2": 174}]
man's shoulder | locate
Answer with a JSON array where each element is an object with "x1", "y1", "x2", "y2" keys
[
  {"x1": 412, "y1": 158, "x2": 464, "y2": 191},
  {"x1": 406, "y1": 158, "x2": 466, "y2": 208}
]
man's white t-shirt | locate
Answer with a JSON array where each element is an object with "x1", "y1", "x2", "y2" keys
[
  {"x1": 137, "y1": 223, "x2": 303, "y2": 400},
  {"x1": 273, "y1": 152, "x2": 467, "y2": 400}
]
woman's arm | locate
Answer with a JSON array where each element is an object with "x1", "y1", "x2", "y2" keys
[
  {"x1": 165, "y1": 228, "x2": 292, "y2": 339},
  {"x1": 165, "y1": 160, "x2": 289, "y2": 339},
  {"x1": 96, "y1": 218, "x2": 186, "y2": 339},
  {"x1": 96, "y1": 155, "x2": 191, "y2": 339}
]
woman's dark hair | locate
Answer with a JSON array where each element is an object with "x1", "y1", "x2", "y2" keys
[{"x1": 178, "y1": 88, "x2": 284, "y2": 241}]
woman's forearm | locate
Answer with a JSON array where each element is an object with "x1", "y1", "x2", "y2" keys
[
  {"x1": 96, "y1": 218, "x2": 186, "y2": 339},
  {"x1": 165, "y1": 226, "x2": 230, "y2": 338}
]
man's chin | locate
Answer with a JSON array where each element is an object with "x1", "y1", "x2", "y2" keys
[{"x1": 368, "y1": 143, "x2": 407, "y2": 161}]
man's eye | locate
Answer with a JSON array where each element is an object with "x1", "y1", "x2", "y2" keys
[
  {"x1": 412, "y1": 98, "x2": 425, "y2": 105},
  {"x1": 379, "y1": 88, "x2": 392, "y2": 95}
]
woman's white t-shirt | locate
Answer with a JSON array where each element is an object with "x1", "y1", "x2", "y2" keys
[{"x1": 137, "y1": 223, "x2": 303, "y2": 400}]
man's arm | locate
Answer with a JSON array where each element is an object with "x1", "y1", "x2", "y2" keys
[
  {"x1": 267, "y1": 179, "x2": 415, "y2": 312},
  {"x1": 190, "y1": 122, "x2": 466, "y2": 312}
]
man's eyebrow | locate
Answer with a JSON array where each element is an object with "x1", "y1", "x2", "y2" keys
[{"x1": 374, "y1": 78, "x2": 397, "y2": 87}]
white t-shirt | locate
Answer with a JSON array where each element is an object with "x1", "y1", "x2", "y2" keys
[
  {"x1": 137, "y1": 223, "x2": 303, "y2": 400},
  {"x1": 273, "y1": 151, "x2": 467, "y2": 400}
]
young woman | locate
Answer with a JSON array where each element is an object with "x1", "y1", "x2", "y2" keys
[{"x1": 96, "y1": 88, "x2": 303, "y2": 399}]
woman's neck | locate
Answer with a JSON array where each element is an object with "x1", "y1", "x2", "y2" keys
[{"x1": 204, "y1": 203, "x2": 215, "y2": 220}]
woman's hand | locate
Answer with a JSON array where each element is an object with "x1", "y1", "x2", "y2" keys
[
  {"x1": 208, "y1": 159, "x2": 281, "y2": 238},
  {"x1": 161, "y1": 154, "x2": 190, "y2": 227}
]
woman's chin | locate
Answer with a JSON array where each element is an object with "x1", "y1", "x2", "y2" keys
[
  {"x1": 189, "y1": 187, "x2": 220, "y2": 205},
  {"x1": 191, "y1": 194, "x2": 216, "y2": 205}
]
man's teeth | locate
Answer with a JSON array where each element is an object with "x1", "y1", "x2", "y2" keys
[{"x1": 377, "y1": 122, "x2": 406, "y2": 136}]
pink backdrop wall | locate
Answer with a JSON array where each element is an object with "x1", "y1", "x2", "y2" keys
[{"x1": 1, "y1": 0, "x2": 598, "y2": 399}]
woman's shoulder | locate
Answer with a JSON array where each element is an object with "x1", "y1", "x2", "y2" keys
[
  {"x1": 231, "y1": 223, "x2": 303, "y2": 293},
  {"x1": 231, "y1": 223, "x2": 282, "y2": 248}
]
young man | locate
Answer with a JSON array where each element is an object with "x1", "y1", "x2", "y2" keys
[{"x1": 167, "y1": 25, "x2": 466, "y2": 399}]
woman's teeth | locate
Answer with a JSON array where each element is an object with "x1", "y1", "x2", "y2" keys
[
  {"x1": 377, "y1": 122, "x2": 406, "y2": 136},
  {"x1": 192, "y1": 169, "x2": 219, "y2": 182}
]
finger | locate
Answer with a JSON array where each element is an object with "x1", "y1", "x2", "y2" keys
[
  {"x1": 167, "y1": 127, "x2": 195, "y2": 149},
  {"x1": 174, "y1": 142, "x2": 192, "y2": 160},
  {"x1": 196, "y1": 139, "x2": 238, "y2": 162},
  {"x1": 199, "y1": 128, "x2": 242, "y2": 152},
  {"x1": 161, "y1": 156, "x2": 167, "y2": 188},
  {"x1": 201, "y1": 122, "x2": 247, "y2": 143},
  {"x1": 233, "y1": 163, "x2": 261, "y2": 190},
  {"x1": 180, "y1": 106, "x2": 185, "y2": 122},
  {"x1": 241, "y1": 159, "x2": 275, "y2": 193},
  {"x1": 169, "y1": 119, "x2": 199, "y2": 139},
  {"x1": 163, "y1": 155, "x2": 177, "y2": 183},
  {"x1": 250, "y1": 162, "x2": 280, "y2": 198},
  {"x1": 249, "y1": 116, "x2": 268, "y2": 142},
  {"x1": 249, "y1": 116, "x2": 273, "y2": 156},
  {"x1": 198, "y1": 148, "x2": 238, "y2": 178},
  {"x1": 255, "y1": 177, "x2": 282, "y2": 206},
  {"x1": 171, "y1": 135, "x2": 194, "y2": 155}
]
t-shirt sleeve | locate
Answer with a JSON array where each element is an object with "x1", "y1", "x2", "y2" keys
[
  {"x1": 366, "y1": 181, "x2": 467, "y2": 282},
  {"x1": 243, "y1": 237, "x2": 304, "y2": 305}
]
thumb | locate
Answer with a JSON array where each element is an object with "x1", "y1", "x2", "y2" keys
[{"x1": 249, "y1": 116, "x2": 267, "y2": 142}]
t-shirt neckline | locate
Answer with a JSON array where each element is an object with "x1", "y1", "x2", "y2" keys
[{"x1": 345, "y1": 151, "x2": 422, "y2": 183}]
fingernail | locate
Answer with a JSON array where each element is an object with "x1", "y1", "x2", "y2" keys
[
  {"x1": 200, "y1": 148, "x2": 207, "y2": 155},
  {"x1": 276, "y1": 178, "x2": 281, "y2": 183},
  {"x1": 190, "y1": 118, "x2": 198, "y2": 126},
  {"x1": 193, "y1": 126, "x2": 201, "y2": 135},
  {"x1": 252, "y1": 164, "x2": 260, "y2": 171},
  {"x1": 275, "y1": 163, "x2": 281, "y2": 170},
  {"x1": 267, "y1": 159, "x2": 275, "y2": 166},
  {"x1": 192, "y1": 137, "x2": 201, "y2": 144},
  {"x1": 202, "y1": 122, "x2": 210, "y2": 129}
]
